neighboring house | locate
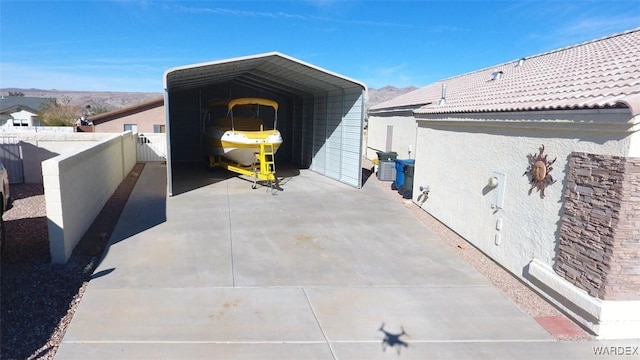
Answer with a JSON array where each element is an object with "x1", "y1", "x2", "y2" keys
[
  {"x1": 0, "y1": 96, "x2": 48, "y2": 127},
  {"x1": 91, "y1": 97, "x2": 165, "y2": 133},
  {"x1": 368, "y1": 28, "x2": 640, "y2": 339}
]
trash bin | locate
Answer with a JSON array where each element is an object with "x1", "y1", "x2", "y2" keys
[
  {"x1": 399, "y1": 162, "x2": 415, "y2": 199},
  {"x1": 392, "y1": 159, "x2": 415, "y2": 190},
  {"x1": 377, "y1": 151, "x2": 398, "y2": 162}
]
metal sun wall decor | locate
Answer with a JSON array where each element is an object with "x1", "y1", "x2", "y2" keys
[{"x1": 523, "y1": 144, "x2": 557, "y2": 198}]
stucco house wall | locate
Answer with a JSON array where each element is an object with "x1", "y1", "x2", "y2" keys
[
  {"x1": 414, "y1": 111, "x2": 640, "y2": 339},
  {"x1": 414, "y1": 108, "x2": 635, "y2": 272},
  {"x1": 92, "y1": 98, "x2": 165, "y2": 134},
  {"x1": 365, "y1": 113, "x2": 417, "y2": 161},
  {"x1": 368, "y1": 28, "x2": 640, "y2": 339},
  {"x1": 412, "y1": 109, "x2": 639, "y2": 333}
]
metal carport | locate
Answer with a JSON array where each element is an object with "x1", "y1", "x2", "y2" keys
[{"x1": 163, "y1": 52, "x2": 367, "y2": 196}]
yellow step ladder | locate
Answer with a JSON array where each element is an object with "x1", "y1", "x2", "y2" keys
[{"x1": 252, "y1": 142, "x2": 277, "y2": 190}]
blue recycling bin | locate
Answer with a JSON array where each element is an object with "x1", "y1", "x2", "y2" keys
[{"x1": 393, "y1": 159, "x2": 415, "y2": 189}]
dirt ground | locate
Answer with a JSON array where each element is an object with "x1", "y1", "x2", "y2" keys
[{"x1": 0, "y1": 163, "x2": 145, "y2": 360}]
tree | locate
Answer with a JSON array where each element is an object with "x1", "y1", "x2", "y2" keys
[
  {"x1": 38, "y1": 96, "x2": 81, "y2": 126},
  {"x1": 7, "y1": 91, "x2": 24, "y2": 96},
  {"x1": 84, "y1": 98, "x2": 112, "y2": 115}
]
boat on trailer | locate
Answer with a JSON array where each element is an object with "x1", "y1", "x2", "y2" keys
[{"x1": 204, "y1": 97, "x2": 283, "y2": 187}]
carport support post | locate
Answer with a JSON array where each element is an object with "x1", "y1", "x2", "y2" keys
[
  {"x1": 164, "y1": 89, "x2": 174, "y2": 196},
  {"x1": 358, "y1": 88, "x2": 365, "y2": 187}
]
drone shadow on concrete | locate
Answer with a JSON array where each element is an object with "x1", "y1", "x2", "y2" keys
[{"x1": 378, "y1": 323, "x2": 409, "y2": 355}]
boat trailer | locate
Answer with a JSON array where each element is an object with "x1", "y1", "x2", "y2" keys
[{"x1": 209, "y1": 142, "x2": 280, "y2": 191}]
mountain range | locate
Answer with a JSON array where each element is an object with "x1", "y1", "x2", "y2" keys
[{"x1": 1, "y1": 86, "x2": 418, "y2": 112}]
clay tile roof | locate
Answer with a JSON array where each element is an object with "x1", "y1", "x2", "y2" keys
[{"x1": 370, "y1": 28, "x2": 640, "y2": 116}]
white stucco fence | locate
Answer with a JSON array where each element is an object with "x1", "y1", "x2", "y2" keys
[
  {"x1": 43, "y1": 131, "x2": 137, "y2": 264},
  {"x1": 8, "y1": 132, "x2": 118, "y2": 183},
  {"x1": 0, "y1": 126, "x2": 74, "y2": 133}
]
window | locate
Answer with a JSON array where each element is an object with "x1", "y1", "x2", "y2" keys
[
  {"x1": 153, "y1": 124, "x2": 166, "y2": 133},
  {"x1": 124, "y1": 124, "x2": 138, "y2": 132},
  {"x1": 12, "y1": 118, "x2": 28, "y2": 126}
]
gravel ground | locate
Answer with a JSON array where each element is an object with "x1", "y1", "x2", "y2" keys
[
  {"x1": 0, "y1": 163, "x2": 145, "y2": 360},
  {"x1": 365, "y1": 164, "x2": 591, "y2": 341}
]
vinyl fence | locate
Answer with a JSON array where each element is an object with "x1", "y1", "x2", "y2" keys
[
  {"x1": 136, "y1": 133, "x2": 167, "y2": 162},
  {"x1": 0, "y1": 136, "x2": 24, "y2": 183}
]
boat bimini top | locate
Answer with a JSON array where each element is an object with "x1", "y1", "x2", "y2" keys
[{"x1": 227, "y1": 97, "x2": 278, "y2": 131}]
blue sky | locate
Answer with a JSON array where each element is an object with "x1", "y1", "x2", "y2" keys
[{"x1": 1, "y1": 0, "x2": 638, "y2": 92}]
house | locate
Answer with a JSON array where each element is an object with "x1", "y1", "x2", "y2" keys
[
  {"x1": 91, "y1": 97, "x2": 165, "y2": 133},
  {"x1": 368, "y1": 28, "x2": 640, "y2": 339},
  {"x1": 0, "y1": 96, "x2": 49, "y2": 127}
]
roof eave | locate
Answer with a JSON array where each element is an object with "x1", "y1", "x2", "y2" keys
[
  {"x1": 414, "y1": 102, "x2": 635, "y2": 116},
  {"x1": 0, "y1": 105, "x2": 41, "y2": 114},
  {"x1": 369, "y1": 103, "x2": 431, "y2": 113},
  {"x1": 91, "y1": 97, "x2": 164, "y2": 124}
]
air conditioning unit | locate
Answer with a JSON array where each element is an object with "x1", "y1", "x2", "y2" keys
[{"x1": 377, "y1": 161, "x2": 396, "y2": 181}]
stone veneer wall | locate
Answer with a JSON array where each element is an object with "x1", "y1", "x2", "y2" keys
[
  {"x1": 556, "y1": 152, "x2": 640, "y2": 301},
  {"x1": 607, "y1": 156, "x2": 640, "y2": 301}
]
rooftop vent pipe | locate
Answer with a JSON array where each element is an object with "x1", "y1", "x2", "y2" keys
[
  {"x1": 516, "y1": 58, "x2": 525, "y2": 67},
  {"x1": 491, "y1": 71, "x2": 504, "y2": 81},
  {"x1": 439, "y1": 83, "x2": 446, "y2": 105}
]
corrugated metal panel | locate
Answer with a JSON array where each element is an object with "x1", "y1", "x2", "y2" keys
[
  {"x1": 301, "y1": 97, "x2": 315, "y2": 167},
  {"x1": 311, "y1": 96, "x2": 328, "y2": 173},
  {"x1": 324, "y1": 90, "x2": 344, "y2": 181},
  {"x1": 309, "y1": 88, "x2": 364, "y2": 188},
  {"x1": 168, "y1": 89, "x2": 202, "y2": 162},
  {"x1": 290, "y1": 96, "x2": 313, "y2": 168},
  {"x1": 339, "y1": 90, "x2": 364, "y2": 187}
]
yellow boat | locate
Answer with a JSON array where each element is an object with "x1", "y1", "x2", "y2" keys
[{"x1": 205, "y1": 98, "x2": 283, "y2": 166}]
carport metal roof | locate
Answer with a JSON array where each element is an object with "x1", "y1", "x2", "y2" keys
[{"x1": 163, "y1": 52, "x2": 367, "y2": 94}]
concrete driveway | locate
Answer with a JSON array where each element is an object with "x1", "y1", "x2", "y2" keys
[{"x1": 55, "y1": 162, "x2": 629, "y2": 359}]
